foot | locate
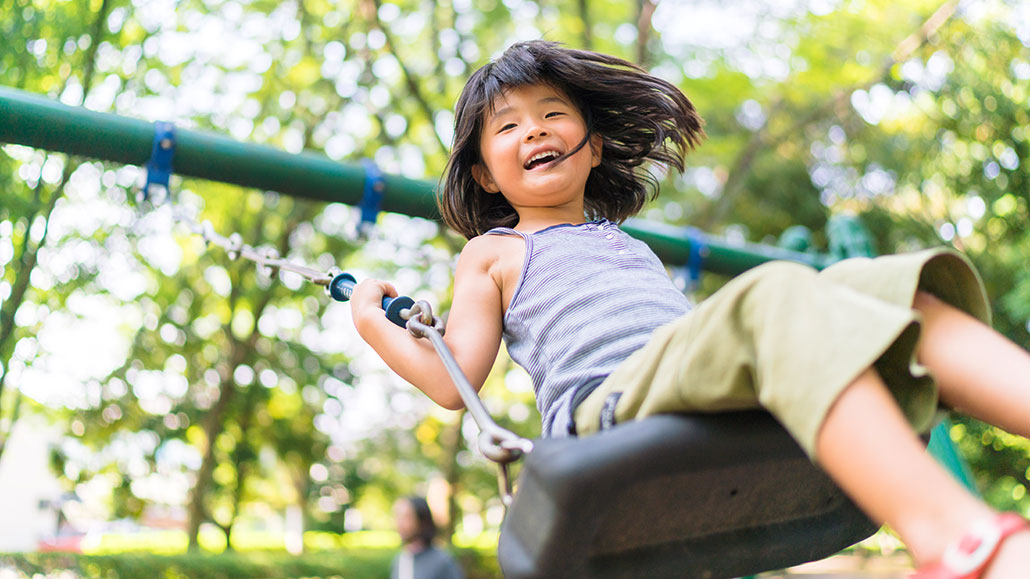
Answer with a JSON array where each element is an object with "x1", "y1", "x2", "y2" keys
[
  {"x1": 982, "y1": 527, "x2": 1030, "y2": 578},
  {"x1": 910, "y1": 513, "x2": 1029, "y2": 578}
]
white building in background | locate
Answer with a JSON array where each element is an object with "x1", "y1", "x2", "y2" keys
[{"x1": 0, "y1": 416, "x2": 66, "y2": 552}]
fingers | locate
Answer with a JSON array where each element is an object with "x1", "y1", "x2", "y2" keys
[
  {"x1": 354, "y1": 279, "x2": 397, "y2": 303},
  {"x1": 350, "y1": 279, "x2": 398, "y2": 333},
  {"x1": 379, "y1": 280, "x2": 398, "y2": 299}
]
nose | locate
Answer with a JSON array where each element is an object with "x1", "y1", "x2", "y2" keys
[{"x1": 524, "y1": 125, "x2": 548, "y2": 141}]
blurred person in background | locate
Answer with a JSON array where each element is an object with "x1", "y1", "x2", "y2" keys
[{"x1": 391, "y1": 496, "x2": 463, "y2": 579}]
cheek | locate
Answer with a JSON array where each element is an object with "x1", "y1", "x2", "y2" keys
[
  {"x1": 478, "y1": 140, "x2": 500, "y2": 166},
  {"x1": 485, "y1": 141, "x2": 519, "y2": 173}
]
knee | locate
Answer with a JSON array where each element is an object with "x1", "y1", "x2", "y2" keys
[{"x1": 912, "y1": 290, "x2": 943, "y2": 312}]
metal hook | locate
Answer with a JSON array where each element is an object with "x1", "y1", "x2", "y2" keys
[
  {"x1": 324, "y1": 267, "x2": 343, "y2": 298},
  {"x1": 226, "y1": 233, "x2": 243, "y2": 260},
  {"x1": 403, "y1": 301, "x2": 445, "y2": 338},
  {"x1": 258, "y1": 247, "x2": 280, "y2": 278}
]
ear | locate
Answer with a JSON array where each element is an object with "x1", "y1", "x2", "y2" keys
[
  {"x1": 589, "y1": 133, "x2": 603, "y2": 168},
  {"x1": 472, "y1": 164, "x2": 500, "y2": 193}
]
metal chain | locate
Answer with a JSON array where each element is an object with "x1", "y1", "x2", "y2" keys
[
  {"x1": 168, "y1": 203, "x2": 335, "y2": 286},
  {"x1": 161, "y1": 199, "x2": 534, "y2": 507}
]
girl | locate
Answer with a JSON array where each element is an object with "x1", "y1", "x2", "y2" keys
[{"x1": 350, "y1": 40, "x2": 1030, "y2": 577}]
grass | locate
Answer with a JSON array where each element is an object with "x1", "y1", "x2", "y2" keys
[
  {"x1": 1, "y1": 530, "x2": 501, "y2": 578},
  {"x1": 0, "y1": 548, "x2": 500, "y2": 579}
]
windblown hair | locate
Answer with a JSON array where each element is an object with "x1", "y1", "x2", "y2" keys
[{"x1": 440, "y1": 40, "x2": 705, "y2": 239}]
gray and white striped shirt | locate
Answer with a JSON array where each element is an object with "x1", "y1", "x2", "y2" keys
[{"x1": 486, "y1": 220, "x2": 691, "y2": 437}]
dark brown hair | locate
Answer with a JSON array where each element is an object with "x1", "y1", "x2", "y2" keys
[{"x1": 439, "y1": 40, "x2": 705, "y2": 239}]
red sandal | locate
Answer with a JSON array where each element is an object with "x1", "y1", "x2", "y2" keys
[{"x1": 910, "y1": 512, "x2": 1029, "y2": 578}]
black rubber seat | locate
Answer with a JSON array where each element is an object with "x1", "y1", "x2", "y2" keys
[{"x1": 497, "y1": 411, "x2": 879, "y2": 578}]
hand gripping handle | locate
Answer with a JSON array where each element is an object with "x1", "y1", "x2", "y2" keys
[{"x1": 327, "y1": 272, "x2": 414, "y2": 328}]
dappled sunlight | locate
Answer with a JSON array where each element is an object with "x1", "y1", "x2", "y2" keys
[{"x1": 0, "y1": 1, "x2": 1028, "y2": 577}]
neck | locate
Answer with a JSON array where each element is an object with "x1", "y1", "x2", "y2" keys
[
  {"x1": 511, "y1": 202, "x2": 586, "y2": 233},
  {"x1": 404, "y1": 539, "x2": 428, "y2": 554}
]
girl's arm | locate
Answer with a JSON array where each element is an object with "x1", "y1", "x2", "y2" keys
[{"x1": 349, "y1": 236, "x2": 505, "y2": 410}]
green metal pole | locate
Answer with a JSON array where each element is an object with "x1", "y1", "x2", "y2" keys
[
  {"x1": 0, "y1": 85, "x2": 439, "y2": 219},
  {"x1": 0, "y1": 84, "x2": 828, "y2": 272},
  {"x1": 624, "y1": 218, "x2": 831, "y2": 275}
]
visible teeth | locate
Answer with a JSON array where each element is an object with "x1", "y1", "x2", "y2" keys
[{"x1": 525, "y1": 151, "x2": 560, "y2": 168}]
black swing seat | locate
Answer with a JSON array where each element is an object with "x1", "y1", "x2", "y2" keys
[{"x1": 497, "y1": 411, "x2": 880, "y2": 578}]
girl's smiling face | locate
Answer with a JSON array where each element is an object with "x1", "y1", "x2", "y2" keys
[{"x1": 472, "y1": 83, "x2": 601, "y2": 222}]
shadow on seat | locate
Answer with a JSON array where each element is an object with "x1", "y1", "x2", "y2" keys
[{"x1": 498, "y1": 411, "x2": 879, "y2": 578}]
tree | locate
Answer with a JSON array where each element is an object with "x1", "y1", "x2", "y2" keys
[
  {"x1": 2, "y1": 0, "x2": 1027, "y2": 553},
  {"x1": 0, "y1": 0, "x2": 115, "y2": 460}
]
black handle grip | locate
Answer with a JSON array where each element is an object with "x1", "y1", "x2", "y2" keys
[{"x1": 327, "y1": 272, "x2": 414, "y2": 328}]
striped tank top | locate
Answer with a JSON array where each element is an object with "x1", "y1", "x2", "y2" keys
[{"x1": 486, "y1": 219, "x2": 691, "y2": 437}]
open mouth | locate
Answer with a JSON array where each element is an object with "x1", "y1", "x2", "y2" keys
[{"x1": 524, "y1": 150, "x2": 562, "y2": 170}]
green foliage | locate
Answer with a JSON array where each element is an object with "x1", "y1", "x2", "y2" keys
[
  {"x1": 1, "y1": 0, "x2": 1028, "y2": 557},
  {"x1": 950, "y1": 420, "x2": 1030, "y2": 517}
]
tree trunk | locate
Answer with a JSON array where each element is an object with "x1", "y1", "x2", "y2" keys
[
  {"x1": 186, "y1": 357, "x2": 238, "y2": 551},
  {"x1": 578, "y1": 0, "x2": 593, "y2": 49},
  {"x1": 223, "y1": 386, "x2": 257, "y2": 552},
  {"x1": 184, "y1": 215, "x2": 289, "y2": 550},
  {"x1": 441, "y1": 410, "x2": 465, "y2": 545},
  {"x1": 635, "y1": 0, "x2": 657, "y2": 67}
]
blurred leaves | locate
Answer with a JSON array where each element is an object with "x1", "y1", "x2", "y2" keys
[{"x1": 1, "y1": 0, "x2": 1028, "y2": 553}]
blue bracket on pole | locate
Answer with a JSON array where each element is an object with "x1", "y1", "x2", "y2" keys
[
  {"x1": 683, "y1": 227, "x2": 709, "y2": 291},
  {"x1": 143, "y1": 121, "x2": 176, "y2": 203},
  {"x1": 359, "y1": 159, "x2": 385, "y2": 229}
]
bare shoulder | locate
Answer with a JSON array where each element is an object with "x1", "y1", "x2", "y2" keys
[
  {"x1": 458, "y1": 234, "x2": 503, "y2": 267},
  {"x1": 457, "y1": 234, "x2": 525, "y2": 310},
  {"x1": 457, "y1": 234, "x2": 522, "y2": 273}
]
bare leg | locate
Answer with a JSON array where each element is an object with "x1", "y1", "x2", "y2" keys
[
  {"x1": 816, "y1": 368, "x2": 1030, "y2": 575},
  {"x1": 913, "y1": 291, "x2": 1030, "y2": 437},
  {"x1": 816, "y1": 368, "x2": 989, "y2": 563}
]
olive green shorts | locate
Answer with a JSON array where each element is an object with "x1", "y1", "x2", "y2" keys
[{"x1": 573, "y1": 248, "x2": 989, "y2": 461}]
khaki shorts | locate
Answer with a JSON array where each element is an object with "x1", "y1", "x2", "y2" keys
[{"x1": 573, "y1": 248, "x2": 989, "y2": 460}]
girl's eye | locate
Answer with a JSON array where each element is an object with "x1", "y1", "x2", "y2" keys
[
  {"x1": 498, "y1": 123, "x2": 516, "y2": 133},
  {"x1": 545, "y1": 111, "x2": 564, "y2": 118}
]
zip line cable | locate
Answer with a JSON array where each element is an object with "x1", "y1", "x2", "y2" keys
[{"x1": 168, "y1": 203, "x2": 334, "y2": 287}]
